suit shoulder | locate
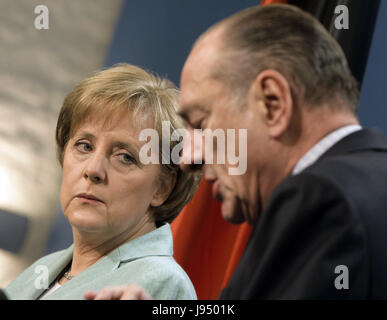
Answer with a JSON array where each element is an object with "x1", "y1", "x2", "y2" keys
[
  {"x1": 267, "y1": 169, "x2": 363, "y2": 228},
  {"x1": 303, "y1": 151, "x2": 387, "y2": 185},
  {"x1": 5, "y1": 246, "x2": 73, "y2": 298},
  {"x1": 11, "y1": 246, "x2": 71, "y2": 281},
  {"x1": 36, "y1": 247, "x2": 72, "y2": 265}
]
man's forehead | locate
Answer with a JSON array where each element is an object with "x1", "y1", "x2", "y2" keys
[
  {"x1": 181, "y1": 26, "x2": 224, "y2": 83},
  {"x1": 179, "y1": 56, "x2": 217, "y2": 106},
  {"x1": 179, "y1": 27, "x2": 225, "y2": 116},
  {"x1": 184, "y1": 32, "x2": 223, "y2": 73},
  {"x1": 178, "y1": 61, "x2": 202, "y2": 116},
  {"x1": 178, "y1": 73, "x2": 212, "y2": 119}
]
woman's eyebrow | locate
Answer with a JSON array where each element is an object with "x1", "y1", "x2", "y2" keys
[{"x1": 74, "y1": 131, "x2": 95, "y2": 141}]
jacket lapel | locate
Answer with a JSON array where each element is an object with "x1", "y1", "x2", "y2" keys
[{"x1": 44, "y1": 247, "x2": 120, "y2": 300}]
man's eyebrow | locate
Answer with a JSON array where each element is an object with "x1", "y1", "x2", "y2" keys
[{"x1": 178, "y1": 106, "x2": 209, "y2": 123}]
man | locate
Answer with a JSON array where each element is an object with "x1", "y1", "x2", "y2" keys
[{"x1": 86, "y1": 4, "x2": 387, "y2": 299}]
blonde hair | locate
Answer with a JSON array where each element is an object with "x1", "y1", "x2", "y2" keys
[{"x1": 56, "y1": 63, "x2": 201, "y2": 224}]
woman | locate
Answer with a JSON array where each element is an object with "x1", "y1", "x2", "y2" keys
[{"x1": 5, "y1": 64, "x2": 201, "y2": 300}]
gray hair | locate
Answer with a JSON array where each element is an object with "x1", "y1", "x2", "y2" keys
[{"x1": 208, "y1": 4, "x2": 359, "y2": 113}]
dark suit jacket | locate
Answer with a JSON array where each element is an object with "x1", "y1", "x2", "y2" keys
[{"x1": 220, "y1": 128, "x2": 387, "y2": 299}]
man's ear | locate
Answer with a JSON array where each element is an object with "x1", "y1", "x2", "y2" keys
[
  {"x1": 150, "y1": 172, "x2": 177, "y2": 208},
  {"x1": 249, "y1": 69, "x2": 293, "y2": 138}
]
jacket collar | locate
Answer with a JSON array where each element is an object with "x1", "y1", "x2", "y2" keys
[
  {"x1": 58, "y1": 223, "x2": 173, "y2": 271},
  {"x1": 111, "y1": 223, "x2": 173, "y2": 268},
  {"x1": 292, "y1": 124, "x2": 362, "y2": 175},
  {"x1": 318, "y1": 127, "x2": 387, "y2": 160}
]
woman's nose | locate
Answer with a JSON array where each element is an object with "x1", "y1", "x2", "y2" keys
[
  {"x1": 179, "y1": 129, "x2": 204, "y2": 172},
  {"x1": 84, "y1": 153, "x2": 107, "y2": 184}
]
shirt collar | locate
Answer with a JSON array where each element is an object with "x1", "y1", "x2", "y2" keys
[
  {"x1": 292, "y1": 124, "x2": 362, "y2": 175},
  {"x1": 110, "y1": 223, "x2": 173, "y2": 268}
]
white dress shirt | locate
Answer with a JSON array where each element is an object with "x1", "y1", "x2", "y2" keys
[{"x1": 292, "y1": 124, "x2": 362, "y2": 175}]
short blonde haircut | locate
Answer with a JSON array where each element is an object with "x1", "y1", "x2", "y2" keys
[{"x1": 55, "y1": 63, "x2": 201, "y2": 224}]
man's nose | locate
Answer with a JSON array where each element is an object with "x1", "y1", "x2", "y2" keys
[
  {"x1": 179, "y1": 128, "x2": 204, "y2": 172},
  {"x1": 84, "y1": 152, "x2": 107, "y2": 184},
  {"x1": 203, "y1": 166, "x2": 217, "y2": 184}
]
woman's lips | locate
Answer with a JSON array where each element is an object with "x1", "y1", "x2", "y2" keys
[{"x1": 75, "y1": 193, "x2": 104, "y2": 204}]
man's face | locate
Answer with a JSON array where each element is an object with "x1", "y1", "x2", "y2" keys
[{"x1": 179, "y1": 33, "x2": 267, "y2": 225}]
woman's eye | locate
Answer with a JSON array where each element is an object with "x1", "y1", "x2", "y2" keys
[
  {"x1": 75, "y1": 142, "x2": 92, "y2": 152},
  {"x1": 119, "y1": 153, "x2": 136, "y2": 165}
]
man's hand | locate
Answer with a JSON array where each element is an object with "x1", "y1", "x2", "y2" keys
[{"x1": 84, "y1": 284, "x2": 152, "y2": 300}]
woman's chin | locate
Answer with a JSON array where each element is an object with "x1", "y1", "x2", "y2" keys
[{"x1": 66, "y1": 209, "x2": 107, "y2": 233}]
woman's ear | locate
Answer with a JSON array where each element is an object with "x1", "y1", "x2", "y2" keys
[
  {"x1": 249, "y1": 69, "x2": 293, "y2": 138},
  {"x1": 150, "y1": 171, "x2": 177, "y2": 208}
]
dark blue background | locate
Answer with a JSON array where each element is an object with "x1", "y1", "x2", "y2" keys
[
  {"x1": 104, "y1": 0, "x2": 258, "y2": 86},
  {"x1": 357, "y1": 0, "x2": 387, "y2": 133}
]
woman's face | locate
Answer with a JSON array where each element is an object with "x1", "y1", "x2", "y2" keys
[{"x1": 60, "y1": 111, "x2": 165, "y2": 239}]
